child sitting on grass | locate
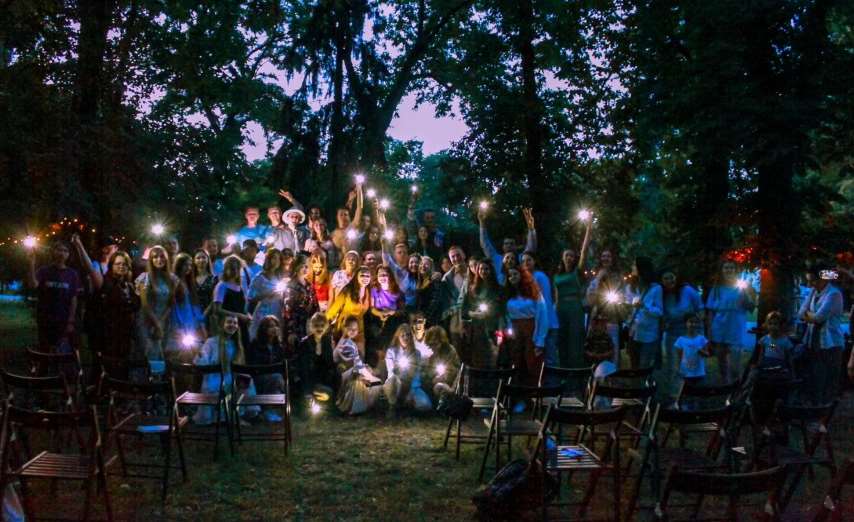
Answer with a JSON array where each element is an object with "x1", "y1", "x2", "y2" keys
[{"x1": 333, "y1": 315, "x2": 381, "y2": 415}]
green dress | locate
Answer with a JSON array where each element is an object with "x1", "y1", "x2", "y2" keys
[{"x1": 554, "y1": 270, "x2": 585, "y2": 368}]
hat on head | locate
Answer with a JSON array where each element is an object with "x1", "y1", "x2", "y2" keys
[{"x1": 283, "y1": 207, "x2": 305, "y2": 224}]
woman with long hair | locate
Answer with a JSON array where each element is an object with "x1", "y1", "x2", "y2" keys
[
  {"x1": 248, "y1": 248, "x2": 286, "y2": 342},
  {"x1": 308, "y1": 218, "x2": 340, "y2": 270},
  {"x1": 624, "y1": 256, "x2": 663, "y2": 369},
  {"x1": 326, "y1": 266, "x2": 373, "y2": 357},
  {"x1": 191, "y1": 314, "x2": 258, "y2": 424},
  {"x1": 458, "y1": 259, "x2": 502, "y2": 368},
  {"x1": 88, "y1": 250, "x2": 140, "y2": 361},
  {"x1": 211, "y1": 255, "x2": 252, "y2": 342},
  {"x1": 584, "y1": 248, "x2": 624, "y2": 351},
  {"x1": 136, "y1": 245, "x2": 177, "y2": 361},
  {"x1": 423, "y1": 326, "x2": 461, "y2": 400},
  {"x1": 706, "y1": 260, "x2": 756, "y2": 383},
  {"x1": 307, "y1": 250, "x2": 332, "y2": 313},
  {"x1": 247, "y1": 315, "x2": 287, "y2": 422},
  {"x1": 166, "y1": 253, "x2": 207, "y2": 358},
  {"x1": 192, "y1": 249, "x2": 218, "y2": 321},
  {"x1": 282, "y1": 254, "x2": 319, "y2": 351},
  {"x1": 661, "y1": 270, "x2": 703, "y2": 386},
  {"x1": 334, "y1": 315, "x2": 381, "y2": 415},
  {"x1": 359, "y1": 225, "x2": 383, "y2": 253},
  {"x1": 502, "y1": 267, "x2": 549, "y2": 385},
  {"x1": 366, "y1": 265, "x2": 405, "y2": 366},
  {"x1": 553, "y1": 218, "x2": 592, "y2": 368},
  {"x1": 383, "y1": 323, "x2": 431, "y2": 416},
  {"x1": 331, "y1": 250, "x2": 360, "y2": 303}
]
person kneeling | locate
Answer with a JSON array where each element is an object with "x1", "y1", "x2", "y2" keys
[
  {"x1": 423, "y1": 326, "x2": 461, "y2": 400},
  {"x1": 295, "y1": 313, "x2": 338, "y2": 409},
  {"x1": 246, "y1": 315, "x2": 287, "y2": 422},
  {"x1": 384, "y1": 324, "x2": 432, "y2": 418},
  {"x1": 334, "y1": 316, "x2": 381, "y2": 415}
]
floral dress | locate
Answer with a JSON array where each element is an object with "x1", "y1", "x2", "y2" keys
[{"x1": 282, "y1": 279, "x2": 319, "y2": 350}]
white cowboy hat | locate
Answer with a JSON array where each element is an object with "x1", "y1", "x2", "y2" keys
[{"x1": 283, "y1": 207, "x2": 306, "y2": 224}]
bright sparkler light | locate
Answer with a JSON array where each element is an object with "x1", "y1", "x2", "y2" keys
[
  {"x1": 150, "y1": 223, "x2": 165, "y2": 236},
  {"x1": 181, "y1": 333, "x2": 197, "y2": 349},
  {"x1": 355, "y1": 174, "x2": 366, "y2": 185},
  {"x1": 379, "y1": 198, "x2": 390, "y2": 210},
  {"x1": 436, "y1": 363, "x2": 447, "y2": 377},
  {"x1": 275, "y1": 279, "x2": 289, "y2": 293},
  {"x1": 398, "y1": 356, "x2": 410, "y2": 371},
  {"x1": 605, "y1": 290, "x2": 620, "y2": 304},
  {"x1": 478, "y1": 303, "x2": 489, "y2": 313},
  {"x1": 410, "y1": 184, "x2": 418, "y2": 193},
  {"x1": 346, "y1": 229, "x2": 358, "y2": 241},
  {"x1": 310, "y1": 400, "x2": 322, "y2": 416},
  {"x1": 736, "y1": 280, "x2": 748, "y2": 290},
  {"x1": 383, "y1": 229, "x2": 395, "y2": 240},
  {"x1": 366, "y1": 188, "x2": 377, "y2": 199},
  {"x1": 506, "y1": 327, "x2": 514, "y2": 337},
  {"x1": 265, "y1": 235, "x2": 276, "y2": 246},
  {"x1": 578, "y1": 209, "x2": 592, "y2": 221},
  {"x1": 23, "y1": 236, "x2": 37, "y2": 249},
  {"x1": 479, "y1": 201, "x2": 489, "y2": 210},
  {"x1": 226, "y1": 234, "x2": 237, "y2": 245}
]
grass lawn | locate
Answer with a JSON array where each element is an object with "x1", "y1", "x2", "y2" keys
[{"x1": 1, "y1": 301, "x2": 852, "y2": 521}]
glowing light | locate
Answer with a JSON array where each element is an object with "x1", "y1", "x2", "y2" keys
[
  {"x1": 366, "y1": 188, "x2": 377, "y2": 199},
  {"x1": 310, "y1": 400, "x2": 322, "y2": 416},
  {"x1": 506, "y1": 328, "x2": 514, "y2": 337},
  {"x1": 605, "y1": 290, "x2": 620, "y2": 304},
  {"x1": 411, "y1": 184, "x2": 418, "y2": 193},
  {"x1": 354, "y1": 174, "x2": 366, "y2": 185},
  {"x1": 478, "y1": 303, "x2": 489, "y2": 313},
  {"x1": 479, "y1": 201, "x2": 489, "y2": 210},
  {"x1": 346, "y1": 229, "x2": 358, "y2": 240},
  {"x1": 383, "y1": 229, "x2": 395, "y2": 240},
  {"x1": 23, "y1": 236, "x2": 37, "y2": 249},
  {"x1": 150, "y1": 223, "x2": 165, "y2": 236},
  {"x1": 226, "y1": 234, "x2": 237, "y2": 245},
  {"x1": 379, "y1": 198, "x2": 390, "y2": 210},
  {"x1": 181, "y1": 333, "x2": 197, "y2": 349},
  {"x1": 275, "y1": 279, "x2": 290, "y2": 293},
  {"x1": 398, "y1": 356, "x2": 410, "y2": 371},
  {"x1": 436, "y1": 363, "x2": 447, "y2": 377},
  {"x1": 736, "y1": 280, "x2": 748, "y2": 290},
  {"x1": 578, "y1": 209, "x2": 591, "y2": 221},
  {"x1": 265, "y1": 235, "x2": 276, "y2": 246}
]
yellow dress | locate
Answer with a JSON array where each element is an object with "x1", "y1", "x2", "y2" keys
[{"x1": 325, "y1": 290, "x2": 371, "y2": 347}]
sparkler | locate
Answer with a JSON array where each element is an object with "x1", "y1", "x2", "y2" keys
[
  {"x1": 150, "y1": 223, "x2": 165, "y2": 236},
  {"x1": 275, "y1": 279, "x2": 290, "y2": 293},
  {"x1": 310, "y1": 400, "x2": 322, "y2": 416},
  {"x1": 578, "y1": 209, "x2": 592, "y2": 221},
  {"x1": 265, "y1": 235, "x2": 276, "y2": 246},
  {"x1": 366, "y1": 188, "x2": 377, "y2": 199},
  {"x1": 398, "y1": 355, "x2": 411, "y2": 371},
  {"x1": 436, "y1": 363, "x2": 447, "y2": 377},
  {"x1": 226, "y1": 234, "x2": 238, "y2": 245},
  {"x1": 379, "y1": 198, "x2": 390, "y2": 210},
  {"x1": 346, "y1": 229, "x2": 358, "y2": 241},
  {"x1": 354, "y1": 174, "x2": 366, "y2": 185},
  {"x1": 23, "y1": 236, "x2": 37, "y2": 249},
  {"x1": 411, "y1": 184, "x2": 418, "y2": 193},
  {"x1": 478, "y1": 303, "x2": 489, "y2": 313},
  {"x1": 736, "y1": 280, "x2": 748, "y2": 290},
  {"x1": 479, "y1": 201, "x2": 489, "y2": 210},
  {"x1": 605, "y1": 290, "x2": 621, "y2": 304},
  {"x1": 383, "y1": 229, "x2": 395, "y2": 241},
  {"x1": 181, "y1": 333, "x2": 197, "y2": 349}
]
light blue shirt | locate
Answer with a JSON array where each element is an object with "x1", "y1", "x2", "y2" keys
[
  {"x1": 625, "y1": 283, "x2": 663, "y2": 343},
  {"x1": 236, "y1": 224, "x2": 270, "y2": 246},
  {"x1": 706, "y1": 285, "x2": 754, "y2": 346},
  {"x1": 798, "y1": 284, "x2": 844, "y2": 350},
  {"x1": 663, "y1": 285, "x2": 703, "y2": 333}
]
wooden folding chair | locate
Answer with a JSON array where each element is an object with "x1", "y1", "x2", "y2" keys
[
  {"x1": 627, "y1": 404, "x2": 734, "y2": 520},
  {"x1": 169, "y1": 362, "x2": 233, "y2": 459},
  {"x1": 103, "y1": 376, "x2": 188, "y2": 503},
  {"x1": 655, "y1": 465, "x2": 787, "y2": 521},
  {"x1": 0, "y1": 404, "x2": 113, "y2": 521},
  {"x1": 479, "y1": 382, "x2": 563, "y2": 481},
  {"x1": 539, "y1": 363, "x2": 594, "y2": 409},
  {"x1": 753, "y1": 399, "x2": 838, "y2": 511},
  {"x1": 533, "y1": 405, "x2": 627, "y2": 521},
  {"x1": 441, "y1": 365, "x2": 515, "y2": 460},
  {"x1": 230, "y1": 360, "x2": 292, "y2": 454},
  {"x1": 1, "y1": 369, "x2": 76, "y2": 411},
  {"x1": 26, "y1": 346, "x2": 86, "y2": 404}
]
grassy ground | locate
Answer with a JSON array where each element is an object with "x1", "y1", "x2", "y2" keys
[{"x1": 1, "y1": 302, "x2": 852, "y2": 521}]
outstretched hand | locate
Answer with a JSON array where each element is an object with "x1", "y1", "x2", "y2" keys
[
  {"x1": 278, "y1": 189, "x2": 294, "y2": 201},
  {"x1": 477, "y1": 208, "x2": 487, "y2": 223},
  {"x1": 522, "y1": 208, "x2": 535, "y2": 230}
]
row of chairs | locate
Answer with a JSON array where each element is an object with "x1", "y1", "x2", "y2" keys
[
  {"x1": 442, "y1": 362, "x2": 842, "y2": 521},
  {"x1": 0, "y1": 348, "x2": 295, "y2": 520}
]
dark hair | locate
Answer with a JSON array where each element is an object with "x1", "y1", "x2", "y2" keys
[
  {"x1": 635, "y1": 256, "x2": 656, "y2": 286},
  {"x1": 342, "y1": 266, "x2": 372, "y2": 302},
  {"x1": 255, "y1": 315, "x2": 282, "y2": 347},
  {"x1": 242, "y1": 239, "x2": 259, "y2": 250}
]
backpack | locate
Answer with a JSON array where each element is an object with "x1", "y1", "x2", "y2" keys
[{"x1": 472, "y1": 459, "x2": 557, "y2": 520}]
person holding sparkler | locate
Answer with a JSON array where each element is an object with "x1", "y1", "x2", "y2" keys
[
  {"x1": 166, "y1": 253, "x2": 207, "y2": 359},
  {"x1": 334, "y1": 316, "x2": 381, "y2": 415},
  {"x1": 553, "y1": 212, "x2": 593, "y2": 369},
  {"x1": 247, "y1": 315, "x2": 288, "y2": 422},
  {"x1": 295, "y1": 313, "x2": 337, "y2": 407},
  {"x1": 135, "y1": 245, "x2": 177, "y2": 362},
  {"x1": 248, "y1": 249, "x2": 286, "y2": 341},
  {"x1": 307, "y1": 250, "x2": 332, "y2": 313},
  {"x1": 705, "y1": 260, "x2": 756, "y2": 383},
  {"x1": 423, "y1": 326, "x2": 461, "y2": 401},
  {"x1": 211, "y1": 255, "x2": 252, "y2": 343},
  {"x1": 326, "y1": 266, "x2": 373, "y2": 355},
  {"x1": 26, "y1": 239, "x2": 83, "y2": 351},
  {"x1": 383, "y1": 323, "x2": 431, "y2": 417},
  {"x1": 501, "y1": 267, "x2": 549, "y2": 385},
  {"x1": 584, "y1": 249, "x2": 625, "y2": 350},
  {"x1": 281, "y1": 254, "x2": 319, "y2": 351},
  {"x1": 458, "y1": 259, "x2": 502, "y2": 368}
]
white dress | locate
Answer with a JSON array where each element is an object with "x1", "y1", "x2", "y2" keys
[
  {"x1": 248, "y1": 273, "x2": 283, "y2": 342},
  {"x1": 192, "y1": 337, "x2": 259, "y2": 425}
]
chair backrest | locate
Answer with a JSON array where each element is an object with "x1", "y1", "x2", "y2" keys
[
  {"x1": 777, "y1": 399, "x2": 837, "y2": 425},
  {"x1": 499, "y1": 383, "x2": 564, "y2": 420},
  {"x1": 539, "y1": 364, "x2": 593, "y2": 396},
  {"x1": 546, "y1": 405, "x2": 627, "y2": 428},
  {"x1": 98, "y1": 352, "x2": 150, "y2": 375},
  {"x1": 168, "y1": 361, "x2": 222, "y2": 376},
  {"x1": 658, "y1": 465, "x2": 786, "y2": 520},
  {"x1": 461, "y1": 365, "x2": 515, "y2": 398},
  {"x1": 535, "y1": 405, "x2": 627, "y2": 463},
  {"x1": 104, "y1": 376, "x2": 174, "y2": 401},
  {"x1": 608, "y1": 366, "x2": 653, "y2": 381},
  {"x1": 231, "y1": 361, "x2": 287, "y2": 379},
  {"x1": 0, "y1": 369, "x2": 73, "y2": 408},
  {"x1": 591, "y1": 381, "x2": 657, "y2": 401},
  {"x1": 27, "y1": 347, "x2": 81, "y2": 367},
  {"x1": 652, "y1": 404, "x2": 732, "y2": 458},
  {"x1": 678, "y1": 381, "x2": 738, "y2": 400}
]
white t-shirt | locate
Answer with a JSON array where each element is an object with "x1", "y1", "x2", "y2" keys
[{"x1": 675, "y1": 334, "x2": 709, "y2": 378}]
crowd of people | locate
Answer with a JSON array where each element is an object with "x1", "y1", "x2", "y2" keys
[{"x1": 24, "y1": 181, "x2": 854, "y2": 421}]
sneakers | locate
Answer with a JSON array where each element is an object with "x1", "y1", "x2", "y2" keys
[{"x1": 264, "y1": 410, "x2": 283, "y2": 423}]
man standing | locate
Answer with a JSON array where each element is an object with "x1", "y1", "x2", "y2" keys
[
  {"x1": 27, "y1": 240, "x2": 82, "y2": 350},
  {"x1": 433, "y1": 245, "x2": 468, "y2": 352},
  {"x1": 234, "y1": 207, "x2": 270, "y2": 247},
  {"x1": 269, "y1": 206, "x2": 311, "y2": 253}
]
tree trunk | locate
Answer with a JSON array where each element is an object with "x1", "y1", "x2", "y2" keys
[
  {"x1": 327, "y1": 8, "x2": 347, "y2": 215},
  {"x1": 756, "y1": 161, "x2": 797, "y2": 322}
]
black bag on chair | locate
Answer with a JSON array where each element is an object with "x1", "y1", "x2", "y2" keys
[
  {"x1": 436, "y1": 393, "x2": 473, "y2": 421},
  {"x1": 472, "y1": 459, "x2": 557, "y2": 520}
]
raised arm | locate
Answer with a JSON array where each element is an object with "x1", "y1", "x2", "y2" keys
[
  {"x1": 350, "y1": 184, "x2": 364, "y2": 230},
  {"x1": 522, "y1": 208, "x2": 537, "y2": 253},
  {"x1": 577, "y1": 218, "x2": 593, "y2": 273},
  {"x1": 278, "y1": 189, "x2": 305, "y2": 212},
  {"x1": 71, "y1": 234, "x2": 103, "y2": 290},
  {"x1": 26, "y1": 249, "x2": 38, "y2": 289},
  {"x1": 477, "y1": 208, "x2": 502, "y2": 269}
]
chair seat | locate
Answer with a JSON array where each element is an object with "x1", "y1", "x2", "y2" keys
[
  {"x1": 237, "y1": 393, "x2": 286, "y2": 406},
  {"x1": 547, "y1": 444, "x2": 603, "y2": 470},
  {"x1": 758, "y1": 445, "x2": 821, "y2": 467},
  {"x1": 176, "y1": 391, "x2": 221, "y2": 405},
  {"x1": 471, "y1": 398, "x2": 495, "y2": 409},
  {"x1": 484, "y1": 418, "x2": 543, "y2": 436},
  {"x1": 657, "y1": 447, "x2": 719, "y2": 469},
  {"x1": 680, "y1": 421, "x2": 721, "y2": 433},
  {"x1": 114, "y1": 414, "x2": 189, "y2": 434},
  {"x1": 17, "y1": 451, "x2": 92, "y2": 480},
  {"x1": 612, "y1": 398, "x2": 643, "y2": 407},
  {"x1": 543, "y1": 396, "x2": 586, "y2": 409}
]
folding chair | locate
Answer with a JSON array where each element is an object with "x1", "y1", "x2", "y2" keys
[
  {"x1": 533, "y1": 405, "x2": 627, "y2": 521},
  {"x1": 539, "y1": 364, "x2": 593, "y2": 409},
  {"x1": 441, "y1": 365, "x2": 515, "y2": 460},
  {"x1": 655, "y1": 465, "x2": 787, "y2": 521},
  {"x1": 0, "y1": 405, "x2": 113, "y2": 521},
  {"x1": 103, "y1": 376, "x2": 188, "y2": 502},
  {"x1": 1, "y1": 369, "x2": 76, "y2": 411},
  {"x1": 813, "y1": 458, "x2": 854, "y2": 522},
  {"x1": 626, "y1": 404, "x2": 734, "y2": 519},
  {"x1": 230, "y1": 360, "x2": 292, "y2": 454},
  {"x1": 753, "y1": 399, "x2": 838, "y2": 511},
  {"x1": 26, "y1": 346, "x2": 86, "y2": 404},
  {"x1": 479, "y1": 382, "x2": 563, "y2": 480},
  {"x1": 169, "y1": 362, "x2": 233, "y2": 459}
]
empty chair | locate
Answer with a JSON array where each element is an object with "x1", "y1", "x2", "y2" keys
[
  {"x1": 442, "y1": 365, "x2": 516, "y2": 460},
  {"x1": 103, "y1": 376, "x2": 188, "y2": 502},
  {"x1": 169, "y1": 362, "x2": 233, "y2": 459},
  {"x1": 0, "y1": 405, "x2": 113, "y2": 521},
  {"x1": 1, "y1": 369, "x2": 76, "y2": 411},
  {"x1": 479, "y1": 382, "x2": 563, "y2": 480},
  {"x1": 655, "y1": 465, "x2": 787, "y2": 521},
  {"x1": 538, "y1": 363, "x2": 593, "y2": 409},
  {"x1": 230, "y1": 360, "x2": 292, "y2": 454},
  {"x1": 532, "y1": 405, "x2": 627, "y2": 521}
]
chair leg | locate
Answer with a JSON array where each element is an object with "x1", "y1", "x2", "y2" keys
[
  {"x1": 781, "y1": 463, "x2": 806, "y2": 511},
  {"x1": 100, "y1": 469, "x2": 114, "y2": 522},
  {"x1": 161, "y1": 432, "x2": 172, "y2": 503},
  {"x1": 614, "y1": 462, "x2": 622, "y2": 522},
  {"x1": 283, "y1": 403, "x2": 289, "y2": 456},
  {"x1": 82, "y1": 478, "x2": 94, "y2": 521},
  {"x1": 213, "y1": 405, "x2": 221, "y2": 460},
  {"x1": 17, "y1": 478, "x2": 35, "y2": 521},
  {"x1": 225, "y1": 400, "x2": 235, "y2": 456},
  {"x1": 176, "y1": 426, "x2": 188, "y2": 480},
  {"x1": 455, "y1": 420, "x2": 462, "y2": 460},
  {"x1": 443, "y1": 416, "x2": 453, "y2": 450},
  {"x1": 479, "y1": 419, "x2": 496, "y2": 481},
  {"x1": 579, "y1": 469, "x2": 602, "y2": 518}
]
